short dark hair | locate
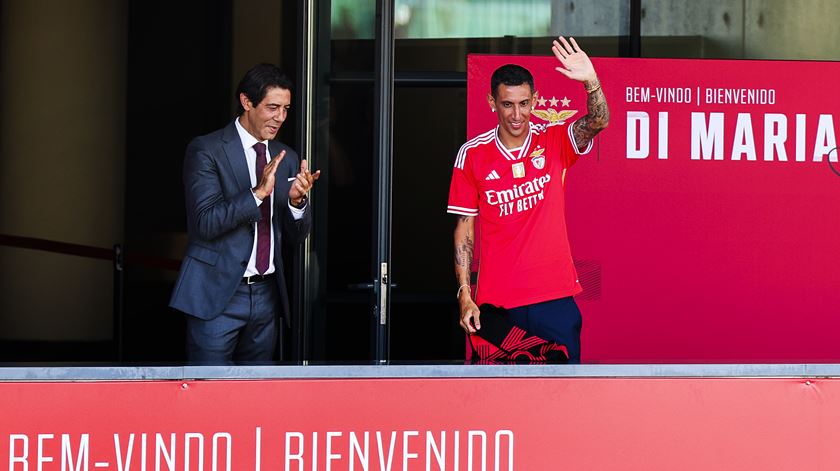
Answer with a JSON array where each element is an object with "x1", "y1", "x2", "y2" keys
[
  {"x1": 236, "y1": 63, "x2": 293, "y2": 115},
  {"x1": 490, "y1": 64, "x2": 534, "y2": 99}
]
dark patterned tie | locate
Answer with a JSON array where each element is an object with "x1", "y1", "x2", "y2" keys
[{"x1": 253, "y1": 142, "x2": 271, "y2": 274}]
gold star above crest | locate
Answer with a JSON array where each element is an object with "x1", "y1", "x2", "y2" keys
[
  {"x1": 537, "y1": 95, "x2": 547, "y2": 107},
  {"x1": 560, "y1": 96, "x2": 571, "y2": 107},
  {"x1": 549, "y1": 96, "x2": 559, "y2": 107}
]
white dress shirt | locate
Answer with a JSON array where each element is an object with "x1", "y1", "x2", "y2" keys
[{"x1": 234, "y1": 117, "x2": 305, "y2": 277}]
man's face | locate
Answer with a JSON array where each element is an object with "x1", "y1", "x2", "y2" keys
[
  {"x1": 489, "y1": 84, "x2": 536, "y2": 146},
  {"x1": 239, "y1": 86, "x2": 291, "y2": 141}
]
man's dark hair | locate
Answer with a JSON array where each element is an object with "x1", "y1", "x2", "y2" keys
[
  {"x1": 236, "y1": 63, "x2": 294, "y2": 115},
  {"x1": 490, "y1": 64, "x2": 534, "y2": 99}
]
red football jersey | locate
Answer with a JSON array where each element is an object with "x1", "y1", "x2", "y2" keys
[{"x1": 448, "y1": 120, "x2": 592, "y2": 308}]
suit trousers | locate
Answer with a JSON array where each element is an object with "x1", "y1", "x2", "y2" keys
[
  {"x1": 509, "y1": 296, "x2": 582, "y2": 364},
  {"x1": 185, "y1": 278, "x2": 279, "y2": 365}
]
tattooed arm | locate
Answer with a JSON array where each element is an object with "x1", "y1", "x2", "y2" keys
[
  {"x1": 454, "y1": 215, "x2": 481, "y2": 333},
  {"x1": 551, "y1": 36, "x2": 610, "y2": 151},
  {"x1": 573, "y1": 82, "x2": 609, "y2": 151}
]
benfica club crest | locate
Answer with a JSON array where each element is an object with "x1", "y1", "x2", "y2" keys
[
  {"x1": 530, "y1": 147, "x2": 546, "y2": 169},
  {"x1": 531, "y1": 93, "x2": 577, "y2": 124}
]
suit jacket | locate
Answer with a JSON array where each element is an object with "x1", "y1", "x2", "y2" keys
[{"x1": 170, "y1": 120, "x2": 311, "y2": 320}]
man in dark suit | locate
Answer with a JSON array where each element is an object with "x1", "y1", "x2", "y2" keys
[{"x1": 170, "y1": 64, "x2": 319, "y2": 364}]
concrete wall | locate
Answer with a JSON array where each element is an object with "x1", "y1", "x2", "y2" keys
[{"x1": 550, "y1": 0, "x2": 840, "y2": 60}]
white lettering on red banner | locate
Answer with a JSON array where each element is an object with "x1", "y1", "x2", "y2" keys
[
  {"x1": 6, "y1": 428, "x2": 514, "y2": 471},
  {"x1": 467, "y1": 55, "x2": 840, "y2": 363}
]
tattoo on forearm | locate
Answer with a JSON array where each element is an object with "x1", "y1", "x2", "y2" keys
[
  {"x1": 573, "y1": 85, "x2": 610, "y2": 150},
  {"x1": 454, "y1": 233, "x2": 474, "y2": 283}
]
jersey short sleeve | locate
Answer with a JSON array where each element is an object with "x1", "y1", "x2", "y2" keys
[
  {"x1": 545, "y1": 118, "x2": 593, "y2": 170},
  {"x1": 447, "y1": 146, "x2": 479, "y2": 217}
]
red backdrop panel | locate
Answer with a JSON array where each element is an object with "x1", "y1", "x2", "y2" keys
[{"x1": 468, "y1": 55, "x2": 840, "y2": 362}]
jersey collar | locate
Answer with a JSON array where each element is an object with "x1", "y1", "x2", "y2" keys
[{"x1": 494, "y1": 123, "x2": 534, "y2": 161}]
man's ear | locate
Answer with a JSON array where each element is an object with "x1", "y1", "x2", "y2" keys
[
  {"x1": 487, "y1": 93, "x2": 496, "y2": 112},
  {"x1": 239, "y1": 93, "x2": 253, "y2": 112}
]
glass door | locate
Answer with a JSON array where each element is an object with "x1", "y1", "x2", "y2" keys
[
  {"x1": 303, "y1": 0, "x2": 389, "y2": 362},
  {"x1": 301, "y1": 0, "x2": 633, "y2": 363}
]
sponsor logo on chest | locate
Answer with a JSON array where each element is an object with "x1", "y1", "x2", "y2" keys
[{"x1": 484, "y1": 173, "x2": 552, "y2": 217}]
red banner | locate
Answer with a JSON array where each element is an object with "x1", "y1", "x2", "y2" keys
[
  {"x1": 4, "y1": 377, "x2": 840, "y2": 469},
  {"x1": 468, "y1": 55, "x2": 840, "y2": 363}
]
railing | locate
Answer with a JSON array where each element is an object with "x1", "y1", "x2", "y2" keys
[{"x1": 0, "y1": 234, "x2": 181, "y2": 362}]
